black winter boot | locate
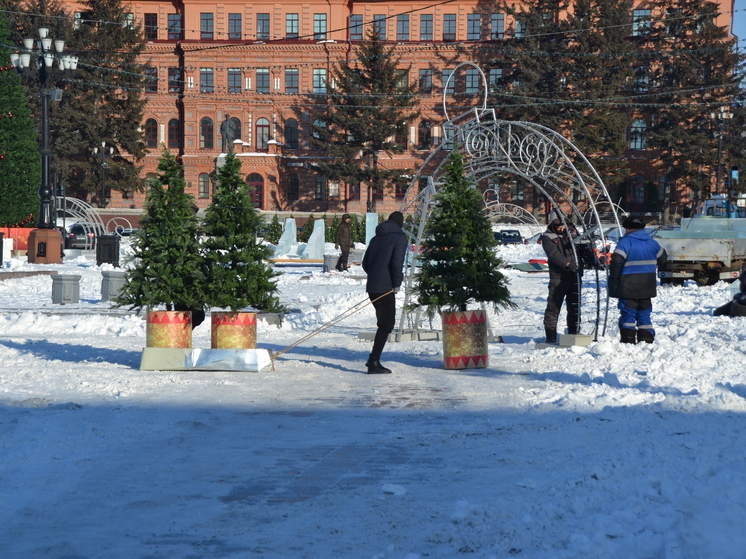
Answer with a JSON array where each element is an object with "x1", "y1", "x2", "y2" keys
[
  {"x1": 365, "y1": 359, "x2": 392, "y2": 374},
  {"x1": 544, "y1": 328, "x2": 557, "y2": 344},
  {"x1": 620, "y1": 329, "x2": 637, "y2": 344},
  {"x1": 636, "y1": 329, "x2": 655, "y2": 344}
]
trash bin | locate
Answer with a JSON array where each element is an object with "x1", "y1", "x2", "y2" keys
[
  {"x1": 52, "y1": 274, "x2": 81, "y2": 304},
  {"x1": 101, "y1": 270, "x2": 127, "y2": 302},
  {"x1": 323, "y1": 254, "x2": 337, "y2": 273},
  {"x1": 96, "y1": 234, "x2": 120, "y2": 267}
]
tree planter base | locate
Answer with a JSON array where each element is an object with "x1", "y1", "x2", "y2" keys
[
  {"x1": 146, "y1": 311, "x2": 192, "y2": 348},
  {"x1": 139, "y1": 348, "x2": 271, "y2": 371},
  {"x1": 211, "y1": 312, "x2": 257, "y2": 349},
  {"x1": 442, "y1": 310, "x2": 489, "y2": 370}
]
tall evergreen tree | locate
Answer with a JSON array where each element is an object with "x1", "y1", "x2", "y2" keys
[
  {"x1": 0, "y1": 11, "x2": 40, "y2": 226},
  {"x1": 643, "y1": 0, "x2": 746, "y2": 212},
  {"x1": 310, "y1": 28, "x2": 420, "y2": 212},
  {"x1": 265, "y1": 213, "x2": 283, "y2": 244},
  {"x1": 298, "y1": 213, "x2": 315, "y2": 243},
  {"x1": 411, "y1": 151, "x2": 514, "y2": 319},
  {"x1": 202, "y1": 151, "x2": 284, "y2": 313},
  {"x1": 116, "y1": 151, "x2": 204, "y2": 312},
  {"x1": 3, "y1": 0, "x2": 147, "y2": 203}
]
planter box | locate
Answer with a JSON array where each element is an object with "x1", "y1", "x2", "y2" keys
[
  {"x1": 442, "y1": 310, "x2": 489, "y2": 370},
  {"x1": 146, "y1": 311, "x2": 192, "y2": 348},
  {"x1": 51, "y1": 275, "x2": 81, "y2": 304},
  {"x1": 211, "y1": 311, "x2": 257, "y2": 349},
  {"x1": 101, "y1": 271, "x2": 127, "y2": 302}
]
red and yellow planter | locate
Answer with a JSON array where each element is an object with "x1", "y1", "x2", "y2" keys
[
  {"x1": 441, "y1": 310, "x2": 488, "y2": 370},
  {"x1": 146, "y1": 311, "x2": 192, "y2": 348},
  {"x1": 211, "y1": 312, "x2": 257, "y2": 349}
]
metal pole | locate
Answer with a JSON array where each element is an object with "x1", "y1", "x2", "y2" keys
[{"x1": 37, "y1": 88, "x2": 55, "y2": 229}]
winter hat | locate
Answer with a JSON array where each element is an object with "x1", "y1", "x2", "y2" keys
[
  {"x1": 341, "y1": 213, "x2": 351, "y2": 220},
  {"x1": 622, "y1": 216, "x2": 645, "y2": 230},
  {"x1": 547, "y1": 208, "x2": 563, "y2": 226},
  {"x1": 389, "y1": 211, "x2": 404, "y2": 228}
]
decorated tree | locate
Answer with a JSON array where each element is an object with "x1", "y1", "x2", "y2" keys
[
  {"x1": 349, "y1": 213, "x2": 365, "y2": 244},
  {"x1": 411, "y1": 151, "x2": 514, "y2": 319},
  {"x1": 201, "y1": 151, "x2": 284, "y2": 313},
  {"x1": 298, "y1": 213, "x2": 315, "y2": 243},
  {"x1": 0, "y1": 11, "x2": 40, "y2": 227},
  {"x1": 116, "y1": 151, "x2": 205, "y2": 313},
  {"x1": 328, "y1": 214, "x2": 340, "y2": 244}
]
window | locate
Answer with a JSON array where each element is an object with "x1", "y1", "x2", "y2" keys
[
  {"x1": 228, "y1": 69, "x2": 241, "y2": 94},
  {"x1": 630, "y1": 119, "x2": 647, "y2": 149},
  {"x1": 443, "y1": 123, "x2": 455, "y2": 149},
  {"x1": 397, "y1": 15, "x2": 409, "y2": 41},
  {"x1": 468, "y1": 14, "x2": 480, "y2": 40},
  {"x1": 632, "y1": 9, "x2": 651, "y2": 36},
  {"x1": 395, "y1": 125, "x2": 407, "y2": 148},
  {"x1": 168, "y1": 119, "x2": 181, "y2": 149},
  {"x1": 286, "y1": 14, "x2": 299, "y2": 38},
  {"x1": 146, "y1": 172, "x2": 158, "y2": 188},
  {"x1": 396, "y1": 69, "x2": 408, "y2": 92},
  {"x1": 200, "y1": 68, "x2": 214, "y2": 93},
  {"x1": 419, "y1": 69, "x2": 432, "y2": 93},
  {"x1": 247, "y1": 173, "x2": 263, "y2": 207},
  {"x1": 396, "y1": 180, "x2": 407, "y2": 200},
  {"x1": 167, "y1": 14, "x2": 182, "y2": 40},
  {"x1": 315, "y1": 174, "x2": 327, "y2": 200},
  {"x1": 285, "y1": 68, "x2": 299, "y2": 93},
  {"x1": 200, "y1": 13, "x2": 213, "y2": 39},
  {"x1": 285, "y1": 118, "x2": 299, "y2": 149},
  {"x1": 666, "y1": 8, "x2": 682, "y2": 36},
  {"x1": 287, "y1": 174, "x2": 299, "y2": 200},
  {"x1": 257, "y1": 14, "x2": 270, "y2": 40},
  {"x1": 489, "y1": 68, "x2": 502, "y2": 87},
  {"x1": 144, "y1": 13, "x2": 157, "y2": 40},
  {"x1": 256, "y1": 68, "x2": 269, "y2": 93},
  {"x1": 312, "y1": 119, "x2": 326, "y2": 140},
  {"x1": 349, "y1": 182, "x2": 360, "y2": 200},
  {"x1": 465, "y1": 68, "x2": 480, "y2": 94},
  {"x1": 256, "y1": 118, "x2": 270, "y2": 151},
  {"x1": 200, "y1": 117, "x2": 214, "y2": 149},
  {"x1": 145, "y1": 118, "x2": 158, "y2": 147},
  {"x1": 123, "y1": 13, "x2": 134, "y2": 29},
  {"x1": 313, "y1": 69, "x2": 327, "y2": 94},
  {"x1": 634, "y1": 65, "x2": 649, "y2": 92},
  {"x1": 144, "y1": 67, "x2": 157, "y2": 93},
  {"x1": 630, "y1": 175, "x2": 645, "y2": 204},
  {"x1": 442, "y1": 68, "x2": 455, "y2": 94},
  {"x1": 374, "y1": 15, "x2": 386, "y2": 40},
  {"x1": 350, "y1": 15, "x2": 363, "y2": 40},
  {"x1": 168, "y1": 68, "x2": 181, "y2": 93},
  {"x1": 515, "y1": 20, "x2": 525, "y2": 38},
  {"x1": 420, "y1": 14, "x2": 433, "y2": 41},
  {"x1": 491, "y1": 13, "x2": 505, "y2": 39},
  {"x1": 314, "y1": 14, "x2": 327, "y2": 40},
  {"x1": 418, "y1": 120, "x2": 431, "y2": 149},
  {"x1": 443, "y1": 14, "x2": 456, "y2": 41},
  {"x1": 198, "y1": 173, "x2": 211, "y2": 199},
  {"x1": 228, "y1": 14, "x2": 242, "y2": 39}
]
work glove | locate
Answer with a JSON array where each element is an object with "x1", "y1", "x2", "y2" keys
[
  {"x1": 393, "y1": 287, "x2": 400, "y2": 294},
  {"x1": 568, "y1": 263, "x2": 579, "y2": 274},
  {"x1": 334, "y1": 244, "x2": 339, "y2": 249}
]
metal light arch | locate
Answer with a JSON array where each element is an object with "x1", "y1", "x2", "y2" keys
[{"x1": 398, "y1": 75, "x2": 623, "y2": 340}]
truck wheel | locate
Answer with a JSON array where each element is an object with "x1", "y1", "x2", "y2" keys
[{"x1": 694, "y1": 272, "x2": 718, "y2": 286}]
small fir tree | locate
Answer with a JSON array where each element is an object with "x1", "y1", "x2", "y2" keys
[
  {"x1": 265, "y1": 213, "x2": 283, "y2": 244},
  {"x1": 201, "y1": 151, "x2": 284, "y2": 313},
  {"x1": 411, "y1": 151, "x2": 515, "y2": 319},
  {"x1": 116, "y1": 151, "x2": 204, "y2": 311},
  {"x1": 298, "y1": 213, "x2": 315, "y2": 243},
  {"x1": 349, "y1": 214, "x2": 365, "y2": 244},
  {"x1": 328, "y1": 214, "x2": 340, "y2": 244}
]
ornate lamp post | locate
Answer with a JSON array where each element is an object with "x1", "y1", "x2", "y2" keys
[
  {"x1": 11, "y1": 27, "x2": 78, "y2": 264},
  {"x1": 711, "y1": 106, "x2": 732, "y2": 197},
  {"x1": 93, "y1": 142, "x2": 114, "y2": 208}
]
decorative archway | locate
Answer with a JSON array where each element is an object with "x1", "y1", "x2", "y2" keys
[{"x1": 397, "y1": 63, "x2": 622, "y2": 340}]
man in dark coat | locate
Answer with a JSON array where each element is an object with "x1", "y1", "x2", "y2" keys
[
  {"x1": 609, "y1": 216, "x2": 667, "y2": 344},
  {"x1": 334, "y1": 213, "x2": 352, "y2": 271},
  {"x1": 540, "y1": 210, "x2": 580, "y2": 343},
  {"x1": 361, "y1": 211, "x2": 408, "y2": 374}
]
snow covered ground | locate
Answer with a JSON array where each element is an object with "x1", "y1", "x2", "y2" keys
[{"x1": 1, "y1": 236, "x2": 746, "y2": 559}]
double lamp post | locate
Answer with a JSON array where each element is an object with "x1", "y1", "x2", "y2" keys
[{"x1": 11, "y1": 27, "x2": 77, "y2": 264}]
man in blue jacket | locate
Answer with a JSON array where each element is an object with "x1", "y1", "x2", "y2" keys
[
  {"x1": 609, "y1": 216, "x2": 667, "y2": 344},
  {"x1": 362, "y1": 211, "x2": 408, "y2": 374}
]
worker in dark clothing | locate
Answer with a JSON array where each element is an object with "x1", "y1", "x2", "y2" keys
[
  {"x1": 334, "y1": 214, "x2": 352, "y2": 271},
  {"x1": 609, "y1": 216, "x2": 667, "y2": 344},
  {"x1": 362, "y1": 211, "x2": 408, "y2": 374},
  {"x1": 540, "y1": 210, "x2": 580, "y2": 343}
]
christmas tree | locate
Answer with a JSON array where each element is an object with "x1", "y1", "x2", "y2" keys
[
  {"x1": 411, "y1": 151, "x2": 514, "y2": 319},
  {"x1": 202, "y1": 151, "x2": 284, "y2": 314},
  {"x1": 265, "y1": 213, "x2": 282, "y2": 244},
  {"x1": 116, "y1": 151, "x2": 205, "y2": 313},
  {"x1": 298, "y1": 213, "x2": 315, "y2": 243},
  {"x1": 328, "y1": 214, "x2": 340, "y2": 244}
]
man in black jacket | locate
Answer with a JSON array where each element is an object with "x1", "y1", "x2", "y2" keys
[
  {"x1": 540, "y1": 211, "x2": 580, "y2": 343},
  {"x1": 334, "y1": 213, "x2": 352, "y2": 271},
  {"x1": 362, "y1": 211, "x2": 408, "y2": 374}
]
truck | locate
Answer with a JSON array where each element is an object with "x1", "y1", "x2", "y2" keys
[{"x1": 654, "y1": 195, "x2": 746, "y2": 286}]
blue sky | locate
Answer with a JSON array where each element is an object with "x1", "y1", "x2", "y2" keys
[{"x1": 734, "y1": 0, "x2": 745, "y2": 48}]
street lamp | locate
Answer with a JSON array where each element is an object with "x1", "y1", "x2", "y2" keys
[
  {"x1": 93, "y1": 142, "x2": 114, "y2": 208},
  {"x1": 11, "y1": 27, "x2": 78, "y2": 264},
  {"x1": 711, "y1": 106, "x2": 733, "y2": 197}
]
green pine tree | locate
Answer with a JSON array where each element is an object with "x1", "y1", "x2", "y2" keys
[
  {"x1": 116, "y1": 151, "x2": 204, "y2": 311},
  {"x1": 298, "y1": 213, "x2": 315, "y2": 243},
  {"x1": 265, "y1": 213, "x2": 283, "y2": 244},
  {"x1": 321, "y1": 213, "x2": 331, "y2": 242},
  {"x1": 349, "y1": 213, "x2": 364, "y2": 244},
  {"x1": 309, "y1": 27, "x2": 420, "y2": 212},
  {"x1": 328, "y1": 214, "x2": 340, "y2": 244},
  {"x1": 0, "y1": 11, "x2": 40, "y2": 227},
  {"x1": 201, "y1": 152, "x2": 284, "y2": 313},
  {"x1": 411, "y1": 151, "x2": 514, "y2": 319}
]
